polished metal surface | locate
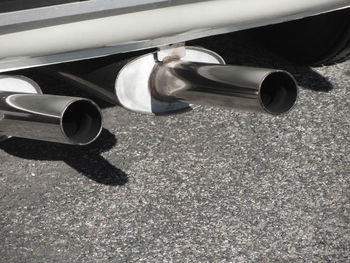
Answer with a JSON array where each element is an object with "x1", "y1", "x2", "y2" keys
[
  {"x1": 151, "y1": 60, "x2": 298, "y2": 115},
  {"x1": 0, "y1": 93, "x2": 103, "y2": 145},
  {"x1": 115, "y1": 46, "x2": 225, "y2": 114},
  {"x1": 0, "y1": 74, "x2": 42, "y2": 94},
  {"x1": 0, "y1": 74, "x2": 43, "y2": 141}
]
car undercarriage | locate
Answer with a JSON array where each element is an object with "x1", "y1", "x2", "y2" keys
[{"x1": 0, "y1": 0, "x2": 349, "y2": 145}]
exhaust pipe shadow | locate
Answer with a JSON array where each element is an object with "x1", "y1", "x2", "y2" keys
[
  {"x1": 0, "y1": 129, "x2": 128, "y2": 186},
  {"x1": 189, "y1": 30, "x2": 334, "y2": 92}
]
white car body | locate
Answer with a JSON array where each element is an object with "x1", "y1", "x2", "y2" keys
[{"x1": 0, "y1": 0, "x2": 349, "y2": 72}]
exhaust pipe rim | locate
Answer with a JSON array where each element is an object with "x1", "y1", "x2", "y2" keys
[
  {"x1": 258, "y1": 70, "x2": 298, "y2": 115},
  {"x1": 60, "y1": 98, "x2": 103, "y2": 146}
]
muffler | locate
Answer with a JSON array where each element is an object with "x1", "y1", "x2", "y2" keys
[
  {"x1": 115, "y1": 46, "x2": 298, "y2": 115},
  {"x1": 0, "y1": 75, "x2": 102, "y2": 145}
]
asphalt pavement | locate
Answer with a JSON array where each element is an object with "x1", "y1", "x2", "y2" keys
[{"x1": 0, "y1": 32, "x2": 349, "y2": 262}]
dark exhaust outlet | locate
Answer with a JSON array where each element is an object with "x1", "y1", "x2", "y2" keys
[
  {"x1": 150, "y1": 60, "x2": 298, "y2": 115},
  {"x1": 61, "y1": 99, "x2": 102, "y2": 145},
  {"x1": 258, "y1": 71, "x2": 298, "y2": 115}
]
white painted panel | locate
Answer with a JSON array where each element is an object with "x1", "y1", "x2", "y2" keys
[{"x1": 0, "y1": 0, "x2": 348, "y2": 71}]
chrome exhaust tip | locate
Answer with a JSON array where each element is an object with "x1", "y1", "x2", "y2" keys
[
  {"x1": 0, "y1": 75, "x2": 102, "y2": 145},
  {"x1": 151, "y1": 60, "x2": 298, "y2": 115},
  {"x1": 61, "y1": 99, "x2": 102, "y2": 145},
  {"x1": 258, "y1": 71, "x2": 298, "y2": 115}
]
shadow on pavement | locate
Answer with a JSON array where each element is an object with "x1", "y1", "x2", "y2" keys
[
  {"x1": 190, "y1": 31, "x2": 334, "y2": 92},
  {"x1": 0, "y1": 129, "x2": 128, "y2": 186}
]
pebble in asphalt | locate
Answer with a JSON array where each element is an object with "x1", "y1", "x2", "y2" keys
[{"x1": 0, "y1": 32, "x2": 349, "y2": 262}]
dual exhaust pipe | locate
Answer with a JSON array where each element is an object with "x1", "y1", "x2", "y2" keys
[
  {"x1": 150, "y1": 59, "x2": 298, "y2": 115},
  {"x1": 0, "y1": 47, "x2": 298, "y2": 145},
  {"x1": 0, "y1": 75, "x2": 102, "y2": 145}
]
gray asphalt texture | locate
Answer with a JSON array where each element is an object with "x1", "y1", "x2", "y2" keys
[{"x1": 1, "y1": 32, "x2": 349, "y2": 262}]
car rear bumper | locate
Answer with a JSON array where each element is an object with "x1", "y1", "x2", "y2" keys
[{"x1": 0, "y1": 0, "x2": 349, "y2": 72}]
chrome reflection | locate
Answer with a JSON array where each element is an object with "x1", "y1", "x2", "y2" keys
[
  {"x1": 0, "y1": 92, "x2": 102, "y2": 145},
  {"x1": 150, "y1": 60, "x2": 298, "y2": 115}
]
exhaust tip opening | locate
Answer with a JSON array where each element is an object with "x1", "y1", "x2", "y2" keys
[
  {"x1": 62, "y1": 100, "x2": 102, "y2": 145},
  {"x1": 260, "y1": 72, "x2": 298, "y2": 115}
]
